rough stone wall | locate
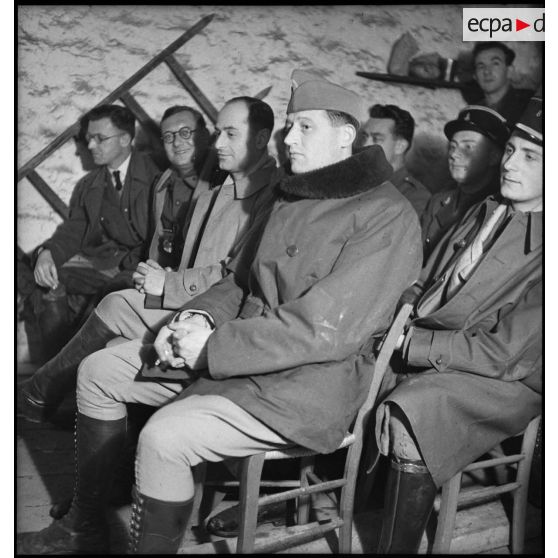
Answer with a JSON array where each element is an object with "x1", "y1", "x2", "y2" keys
[{"x1": 17, "y1": 4, "x2": 542, "y2": 254}]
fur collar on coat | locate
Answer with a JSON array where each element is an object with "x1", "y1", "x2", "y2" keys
[{"x1": 277, "y1": 145, "x2": 393, "y2": 200}]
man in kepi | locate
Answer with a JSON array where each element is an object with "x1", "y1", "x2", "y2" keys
[
  {"x1": 18, "y1": 69, "x2": 422, "y2": 554},
  {"x1": 357, "y1": 103, "x2": 431, "y2": 216},
  {"x1": 27, "y1": 104, "x2": 160, "y2": 359},
  {"x1": 18, "y1": 96, "x2": 277, "y2": 425},
  {"x1": 421, "y1": 105, "x2": 509, "y2": 261},
  {"x1": 374, "y1": 97, "x2": 542, "y2": 553}
]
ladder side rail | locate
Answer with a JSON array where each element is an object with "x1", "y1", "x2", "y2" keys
[{"x1": 18, "y1": 14, "x2": 215, "y2": 182}]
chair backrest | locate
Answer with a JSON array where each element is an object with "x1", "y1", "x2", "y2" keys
[{"x1": 350, "y1": 302, "x2": 413, "y2": 442}]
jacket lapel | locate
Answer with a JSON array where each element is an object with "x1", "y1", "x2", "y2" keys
[{"x1": 82, "y1": 166, "x2": 108, "y2": 224}]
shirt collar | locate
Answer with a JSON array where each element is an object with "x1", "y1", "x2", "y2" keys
[
  {"x1": 485, "y1": 195, "x2": 543, "y2": 252},
  {"x1": 108, "y1": 152, "x2": 132, "y2": 185},
  {"x1": 231, "y1": 152, "x2": 276, "y2": 199}
]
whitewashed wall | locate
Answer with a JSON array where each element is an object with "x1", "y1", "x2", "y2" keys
[{"x1": 17, "y1": 5, "x2": 542, "y2": 254}]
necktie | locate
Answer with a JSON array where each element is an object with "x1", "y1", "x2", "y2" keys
[
  {"x1": 445, "y1": 203, "x2": 508, "y2": 300},
  {"x1": 113, "y1": 170, "x2": 123, "y2": 192}
]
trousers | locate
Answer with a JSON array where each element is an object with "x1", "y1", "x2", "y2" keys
[
  {"x1": 95, "y1": 288, "x2": 174, "y2": 343},
  {"x1": 76, "y1": 339, "x2": 292, "y2": 501}
]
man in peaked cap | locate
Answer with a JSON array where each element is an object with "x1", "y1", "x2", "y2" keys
[
  {"x1": 421, "y1": 104, "x2": 509, "y2": 261},
  {"x1": 19, "y1": 69, "x2": 422, "y2": 554},
  {"x1": 373, "y1": 97, "x2": 542, "y2": 553}
]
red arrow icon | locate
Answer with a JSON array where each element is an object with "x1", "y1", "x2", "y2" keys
[{"x1": 516, "y1": 18, "x2": 530, "y2": 31}]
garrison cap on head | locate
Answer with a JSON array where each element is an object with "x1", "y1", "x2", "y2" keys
[
  {"x1": 513, "y1": 96, "x2": 542, "y2": 146},
  {"x1": 286, "y1": 69, "x2": 364, "y2": 122},
  {"x1": 444, "y1": 105, "x2": 509, "y2": 147}
]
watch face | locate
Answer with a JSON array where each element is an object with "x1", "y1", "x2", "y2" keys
[{"x1": 163, "y1": 239, "x2": 173, "y2": 253}]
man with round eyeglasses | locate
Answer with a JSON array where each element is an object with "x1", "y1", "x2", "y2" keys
[
  {"x1": 138, "y1": 106, "x2": 212, "y2": 277},
  {"x1": 23, "y1": 104, "x2": 160, "y2": 363}
]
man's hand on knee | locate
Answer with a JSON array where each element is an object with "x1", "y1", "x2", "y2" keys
[
  {"x1": 134, "y1": 261, "x2": 166, "y2": 296},
  {"x1": 154, "y1": 325, "x2": 184, "y2": 367},
  {"x1": 34, "y1": 249, "x2": 59, "y2": 289}
]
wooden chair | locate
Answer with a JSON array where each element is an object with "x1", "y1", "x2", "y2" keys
[
  {"x1": 189, "y1": 303, "x2": 413, "y2": 554},
  {"x1": 432, "y1": 414, "x2": 542, "y2": 554}
]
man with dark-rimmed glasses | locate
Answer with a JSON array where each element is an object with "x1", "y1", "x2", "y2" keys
[{"x1": 24, "y1": 104, "x2": 160, "y2": 362}]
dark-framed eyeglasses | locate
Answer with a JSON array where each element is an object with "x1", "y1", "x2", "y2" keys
[
  {"x1": 85, "y1": 133, "x2": 124, "y2": 144},
  {"x1": 161, "y1": 127, "x2": 196, "y2": 144}
]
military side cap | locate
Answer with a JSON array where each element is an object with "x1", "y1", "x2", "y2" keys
[
  {"x1": 444, "y1": 105, "x2": 509, "y2": 147},
  {"x1": 286, "y1": 68, "x2": 364, "y2": 122},
  {"x1": 513, "y1": 96, "x2": 542, "y2": 146}
]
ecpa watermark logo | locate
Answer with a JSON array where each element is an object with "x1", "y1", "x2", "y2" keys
[{"x1": 463, "y1": 8, "x2": 544, "y2": 41}]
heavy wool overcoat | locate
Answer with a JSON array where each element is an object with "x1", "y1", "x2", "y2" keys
[{"x1": 177, "y1": 146, "x2": 422, "y2": 454}]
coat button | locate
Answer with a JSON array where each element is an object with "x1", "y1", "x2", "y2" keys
[
  {"x1": 189, "y1": 284, "x2": 197, "y2": 292},
  {"x1": 124, "y1": 208, "x2": 128, "y2": 212},
  {"x1": 286, "y1": 245, "x2": 299, "y2": 257},
  {"x1": 425, "y1": 238, "x2": 431, "y2": 244},
  {"x1": 436, "y1": 357, "x2": 443, "y2": 365}
]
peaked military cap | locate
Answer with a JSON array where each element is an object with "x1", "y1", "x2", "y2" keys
[
  {"x1": 513, "y1": 96, "x2": 542, "y2": 146},
  {"x1": 286, "y1": 69, "x2": 364, "y2": 123},
  {"x1": 444, "y1": 105, "x2": 509, "y2": 147}
]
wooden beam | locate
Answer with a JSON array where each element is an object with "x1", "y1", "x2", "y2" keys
[
  {"x1": 24, "y1": 170, "x2": 69, "y2": 220},
  {"x1": 119, "y1": 91, "x2": 163, "y2": 151},
  {"x1": 254, "y1": 85, "x2": 272, "y2": 100},
  {"x1": 18, "y1": 14, "x2": 215, "y2": 182},
  {"x1": 119, "y1": 91, "x2": 156, "y2": 131},
  {"x1": 164, "y1": 54, "x2": 218, "y2": 124}
]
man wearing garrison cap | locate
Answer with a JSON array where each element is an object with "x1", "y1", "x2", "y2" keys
[
  {"x1": 373, "y1": 97, "x2": 542, "y2": 553},
  {"x1": 20, "y1": 69, "x2": 422, "y2": 554},
  {"x1": 421, "y1": 105, "x2": 509, "y2": 261}
]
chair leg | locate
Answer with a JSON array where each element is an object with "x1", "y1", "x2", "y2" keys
[
  {"x1": 186, "y1": 462, "x2": 207, "y2": 532},
  {"x1": 432, "y1": 472, "x2": 462, "y2": 554},
  {"x1": 338, "y1": 442, "x2": 363, "y2": 554},
  {"x1": 236, "y1": 453, "x2": 266, "y2": 554},
  {"x1": 511, "y1": 416, "x2": 540, "y2": 554},
  {"x1": 297, "y1": 456, "x2": 314, "y2": 525}
]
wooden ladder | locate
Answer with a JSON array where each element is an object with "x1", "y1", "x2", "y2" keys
[{"x1": 17, "y1": 13, "x2": 271, "y2": 244}]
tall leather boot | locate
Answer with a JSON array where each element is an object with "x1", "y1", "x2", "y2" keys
[
  {"x1": 378, "y1": 456, "x2": 438, "y2": 554},
  {"x1": 128, "y1": 486, "x2": 193, "y2": 554},
  {"x1": 18, "y1": 311, "x2": 116, "y2": 423},
  {"x1": 37, "y1": 285, "x2": 72, "y2": 362},
  {"x1": 17, "y1": 413, "x2": 127, "y2": 554}
]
